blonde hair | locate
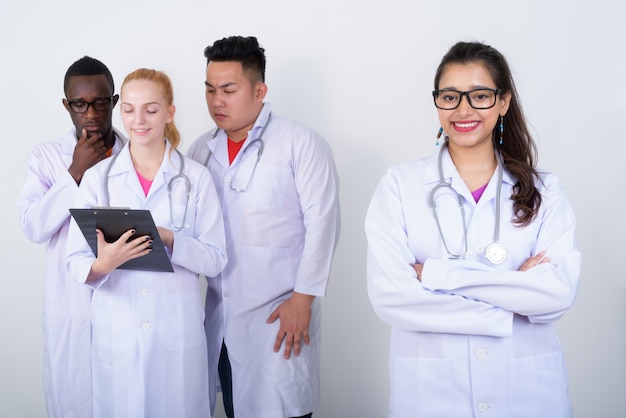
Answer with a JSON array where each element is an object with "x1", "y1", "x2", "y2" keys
[{"x1": 121, "y1": 68, "x2": 181, "y2": 150}]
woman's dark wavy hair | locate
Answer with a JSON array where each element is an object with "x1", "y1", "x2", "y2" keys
[{"x1": 434, "y1": 41, "x2": 541, "y2": 226}]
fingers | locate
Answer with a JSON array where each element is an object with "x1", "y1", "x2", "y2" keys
[
  {"x1": 273, "y1": 329, "x2": 310, "y2": 359},
  {"x1": 412, "y1": 263, "x2": 423, "y2": 281},
  {"x1": 518, "y1": 251, "x2": 550, "y2": 272},
  {"x1": 290, "y1": 329, "x2": 310, "y2": 358},
  {"x1": 95, "y1": 228, "x2": 105, "y2": 244},
  {"x1": 531, "y1": 251, "x2": 547, "y2": 265},
  {"x1": 156, "y1": 227, "x2": 174, "y2": 250},
  {"x1": 93, "y1": 229, "x2": 151, "y2": 274},
  {"x1": 78, "y1": 129, "x2": 105, "y2": 154},
  {"x1": 74, "y1": 129, "x2": 107, "y2": 166},
  {"x1": 105, "y1": 229, "x2": 152, "y2": 259},
  {"x1": 278, "y1": 332, "x2": 298, "y2": 360},
  {"x1": 272, "y1": 328, "x2": 303, "y2": 359},
  {"x1": 119, "y1": 228, "x2": 137, "y2": 242},
  {"x1": 284, "y1": 335, "x2": 295, "y2": 360},
  {"x1": 538, "y1": 256, "x2": 551, "y2": 265},
  {"x1": 267, "y1": 297, "x2": 312, "y2": 359},
  {"x1": 273, "y1": 329, "x2": 286, "y2": 354},
  {"x1": 79, "y1": 128, "x2": 89, "y2": 142},
  {"x1": 79, "y1": 128, "x2": 103, "y2": 144},
  {"x1": 266, "y1": 310, "x2": 279, "y2": 324},
  {"x1": 125, "y1": 234, "x2": 153, "y2": 258}
]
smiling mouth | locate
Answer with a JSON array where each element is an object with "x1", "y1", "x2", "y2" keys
[{"x1": 453, "y1": 121, "x2": 479, "y2": 129}]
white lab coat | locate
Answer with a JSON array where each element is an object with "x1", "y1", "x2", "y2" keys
[
  {"x1": 187, "y1": 103, "x2": 340, "y2": 418},
  {"x1": 365, "y1": 148, "x2": 581, "y2": 418},
  {"x1": 66, "y1": 140, "x2": 227, "y2": 418},
  {"x1": 17, "y1": 128, "x2": 126, "y2": 418}
]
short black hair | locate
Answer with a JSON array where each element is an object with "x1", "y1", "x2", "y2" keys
[
  {"x1": 204, "y1": 36, "x2": 266, "y2": 83},
  {"x1": 63, "y1": 56, "x2": 114, "y2": 97}
]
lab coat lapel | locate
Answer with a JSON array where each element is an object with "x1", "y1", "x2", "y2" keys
[
  {"x1": 423, "y1": 147, "x2": 474, "y2": 202},
  {"x1": 474, "y1": 156, "x2": 516, "y2": 209},
  {"x1": 111, "y1": 128, "x2": 128, "y2": 152},
  {"x1": 208, "y1": 132, "x2": 229, "y2": 170},
  {"x1": 235, "y1": 104, "x2": 271, "y2": 165},
  {"x1": 149, "y1": 141, "x2": 187, "y2": 202},
  {"x1": 424, "y1": 150, "x2": 468, "y2": 257},
  {"x1": 154, "y1": 142, "x2": 181, "y2": 197},
  {"x1": 61, "y1": 130, "x2": 78, "y2": 156},
  {"x1": 209, "y1": 103, "x2": 272, "y2": 170},
  {"x1": 107, "y1": 144, "x2": 145, "y2": 203}
]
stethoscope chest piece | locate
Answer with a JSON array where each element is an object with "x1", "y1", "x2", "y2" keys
[{"x1": 485, "y1": 242, "x2": 507, "y2": 264}]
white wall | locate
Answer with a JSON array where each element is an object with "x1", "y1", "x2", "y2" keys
[{"x1": 1, "y1": 1, "x2": 624, "y2": 416}]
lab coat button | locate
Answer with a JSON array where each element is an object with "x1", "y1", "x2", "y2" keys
[
  {"x1": 142, "y1": 323, "x2": 152, "y2": 330},
  {"x1": 225, "y1": 176, "x2": 231, "y2": 183},
  {"x1": 478, "y1": 402, "x2": 489, "y2": 412},
  {"x1": 223, "y1": 293, "x2": 229, "y2": 298},
  {"x1": 476, "y1": 348, "x2": 487, "y2": 358},
  {"x1": 475, "y1": 244, "x2": 484, "y2": 253},
  {"x1": 141, "y1": 289, "x2": 150, "y2": 296}
]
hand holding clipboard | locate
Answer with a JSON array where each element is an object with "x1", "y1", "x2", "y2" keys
[{"x1": 70, "y1": 208, "x2": 174, "y2": 272}]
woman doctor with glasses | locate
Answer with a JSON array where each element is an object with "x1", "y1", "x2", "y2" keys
[{"x1": 366, "y1": 41, "x2": 581, "y2": 417}]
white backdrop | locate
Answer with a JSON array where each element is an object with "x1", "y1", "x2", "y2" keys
[{"x1": 1, "y1": 1, "x2": 625, "y2": 417}]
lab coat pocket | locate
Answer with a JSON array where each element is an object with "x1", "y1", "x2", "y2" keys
[
  {"x1": 509, "y1": 352, "x2": 572, "y2": 417},
  {"x1": 242, "y1": 245, "x2": 294, "y2": 302},
  {"x1": 157, "y1": 291, "x2": 205, "y2": 351},
  {"x1": 244, "y1": 164, "x2": 289, "y2": 210},
  {"x1": 391, "y1": 357, "x2": 453, "y2": 418}
]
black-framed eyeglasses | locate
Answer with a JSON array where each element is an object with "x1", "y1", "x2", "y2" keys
[
  {"x1": 432, "y1": 88, "x2": 501, "y2": 110},
  {"x1": 65, "y1": 96, "x2": 116, "y2": 113}
]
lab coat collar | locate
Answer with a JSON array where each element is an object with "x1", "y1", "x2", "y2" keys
[
  {"x1": 423, "y1": 147, "x2": 450, "y2": 186},
  {"x1": 107, "y1": 138, "x2": 176, "y2": 175},
  {"x1": 106, "y1": 139, "x2": 179, "y2": 198},
  {"x1": 207, "y1": 102, "x2": 272, "y2": 168},
  {"x1": 423, "y1": 146, "x2": 515, "y2": 186},
  {"x1": 160, "y1": 140, "x2": 185, "y2": 178},
  {"x1": 112, "y1": 128, "x2": 129, "y2": 151},
  {"x1": 422, "y1": 145, "x2": 516, "y2": 203}
]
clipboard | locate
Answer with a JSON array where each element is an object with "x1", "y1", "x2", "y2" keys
[{"x1": 69, "y1": 208, "x2": 174, "y2": 272}]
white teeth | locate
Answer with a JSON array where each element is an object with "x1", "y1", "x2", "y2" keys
[{"x1": 454, "y1": 122, "x2": 478, "y2": 128}]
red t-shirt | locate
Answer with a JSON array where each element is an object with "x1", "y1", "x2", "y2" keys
[{"x1": 228, "y1": 137, "x2": 246, "y2": 165}]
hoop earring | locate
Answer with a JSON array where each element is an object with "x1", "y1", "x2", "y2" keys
[
  {"x1": 436, "y1": 127, "x2": 443, "y2": 146},
  {"x1": 499, "y1": 115, "x2": 504, "y2": 145}
]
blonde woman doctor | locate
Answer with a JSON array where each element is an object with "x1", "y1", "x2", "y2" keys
[
  {"x1": 66, "y1": 68, "x2": 227, "y2": 417},
  {"x1": 366, "y1": 42, "x2": 581, "y2": 417}
]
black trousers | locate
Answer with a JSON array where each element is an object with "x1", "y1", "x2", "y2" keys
[{"x1": 219, "y1": 342, "x2": 313, "y2": 418}]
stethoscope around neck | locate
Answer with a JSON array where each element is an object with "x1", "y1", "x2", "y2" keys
[
  {"x1": 103, "y1": 147, "x2": 190, "y2": 231},
  {"x1": 428, "y1": 140, "x2": 507, "y2": 264},
  {"x1": 203, "y1": 113, "x2": 271, "y2": 192}
]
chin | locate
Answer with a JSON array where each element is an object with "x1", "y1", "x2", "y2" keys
[{"x1": 450, "y1": 135, "x2": 491, "y2": 147}]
